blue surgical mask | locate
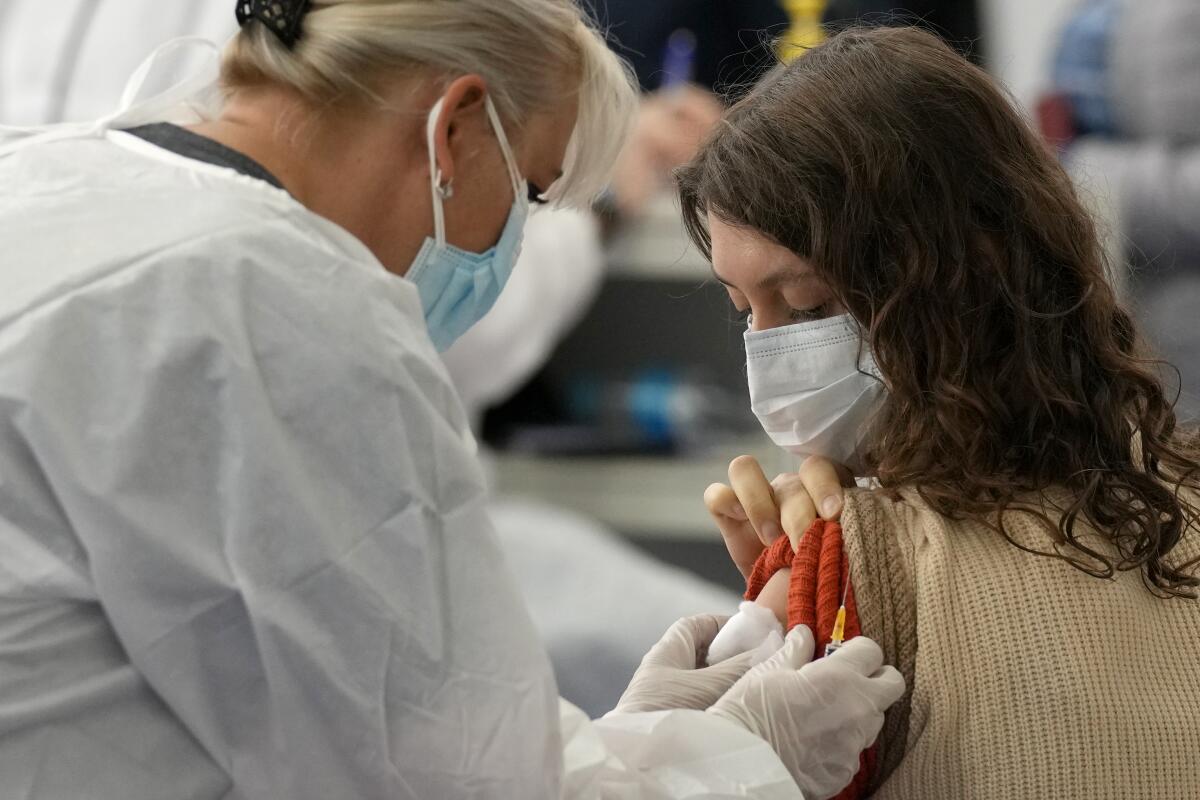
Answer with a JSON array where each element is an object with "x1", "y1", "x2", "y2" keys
[{"x1": 407, "y1": 95, "x2": 530, "y2": 352}]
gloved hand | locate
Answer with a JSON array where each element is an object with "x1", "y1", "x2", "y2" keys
[
  {"x1": 708, "y1": 626, "x2": 906, "y2": 800},
  {"x1": 608, "y1": 614, "x2": 779, "y2": 715}
]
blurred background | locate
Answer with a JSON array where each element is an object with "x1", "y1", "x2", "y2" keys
[{"x1": 4, "y1": 0, "x2": 1197, "y2": 716}]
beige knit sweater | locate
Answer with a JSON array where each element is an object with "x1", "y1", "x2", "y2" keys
[{"x1": 839, "y1": 486, "x2": 1200, "y2": 799}]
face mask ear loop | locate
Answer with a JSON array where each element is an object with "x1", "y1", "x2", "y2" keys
[
  {"x1": 484, "y1": 96, "x2": 523, "y2": 200},
  {"x1": 425, "y1": 97, "x2": 448, "y2": 248}
]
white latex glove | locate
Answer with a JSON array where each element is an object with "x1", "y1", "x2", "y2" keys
[
  {"x1": 708, "y1": 627, "x2": 906, "y2": 800},
  {"x1": 608, "y1": 614, "x2": 781, "y2": 716}
]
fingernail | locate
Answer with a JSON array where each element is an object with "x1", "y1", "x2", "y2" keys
[
  {"x1": 821, "y1": 496, "x2": 842, "y2": 519},
  {"x1": 762, "y1": 521, "x2": 782, "y2": 543},
  {"x1": 731, "y1": 503, "x2": 747, "y2": 520}
]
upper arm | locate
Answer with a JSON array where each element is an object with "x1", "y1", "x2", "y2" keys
[
  {"x1": 839, "y1": 489, "x2": 920, "y2": 788},
  {"x1": 757, "y1": 568, "x2": 792, "y2": 628}
]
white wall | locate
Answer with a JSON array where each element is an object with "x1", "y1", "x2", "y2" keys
[{"x1": 980, "y1": 0, "x2": 1082, "y2": 109}]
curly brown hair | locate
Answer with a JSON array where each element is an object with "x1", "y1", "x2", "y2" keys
[{"x1": 678, "y1": 26, "x2": 1200, "y2": 596}]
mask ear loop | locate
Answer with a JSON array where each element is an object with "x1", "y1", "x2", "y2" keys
[
  {"x1": 425, "y1": 97, "x2": 448, "y2": 248},
  {"x1": 484, "y1": 96, "x2": 523, "y2": 200},
  {"x1": 422, "y1": 94, "x2": 522, "y2": 250}
]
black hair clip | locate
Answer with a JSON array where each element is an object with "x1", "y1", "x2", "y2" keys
[{"x1": 236, "y1": 0, "x2": 311, "y2": 49}]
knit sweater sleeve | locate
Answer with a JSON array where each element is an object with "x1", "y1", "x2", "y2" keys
[{"x1": 838, "y1": 489, "x2": 921, "y2": 790}]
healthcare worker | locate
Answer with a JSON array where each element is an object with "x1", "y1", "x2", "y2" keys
[
  {"x1": 0, "y1": 2, "x2": 904, "y2": 798},
  {"x1": 0, "y1": 0, "x2": 760, "y2": 725}
]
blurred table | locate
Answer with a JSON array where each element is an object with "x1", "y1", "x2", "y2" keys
[
  {"x1": 604, "y1": 193, "x2": 711, "y2": 280},
  {"x1": 484, "y1": 193, "x2": 788, "y2": 590},
  {"x1": 490, "y1": 436, "x2": 791, "y2": 540}
]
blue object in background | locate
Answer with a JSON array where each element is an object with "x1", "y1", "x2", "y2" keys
[
  {"x1": 1052, "y1": 0, "x2": 1121, "y2": 136},
  {"x1": 661, "y1": 28, "x2": 698, "y2": 88},
  {"x1": 596, "y1": 0, "x2": 788, "y2": 94},
  {"x1": 565, "y1": 369, "x2": 755, "y2": 453},
  {"x1": 627, "y1": 369, "x2": 679, "y2": 445}
]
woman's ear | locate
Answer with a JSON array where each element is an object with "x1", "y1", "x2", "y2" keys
[{"x1": 429, "y1": 74, "x2": 489, "y2": 189}]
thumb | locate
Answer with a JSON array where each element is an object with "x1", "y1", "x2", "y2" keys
[
  {"x1": 758, "y1": 624, "x2": 815, "y2": 672},
  {"x1": 642, "y1": 615, "x2": 722, "y2": 669},
  {"x1": 823, "y1": 635, "x2": 884, "y2": 676},
  {"x1": 704, "y1": 647, "x2": 758, "y2": 682},
  {"x1": 862, "y1": 664, "x2": 907, "y2": 710}
]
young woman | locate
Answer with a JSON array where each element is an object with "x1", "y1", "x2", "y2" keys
[{"x1": 689, "y1": 25, "x2": 1200, "y2": 799}]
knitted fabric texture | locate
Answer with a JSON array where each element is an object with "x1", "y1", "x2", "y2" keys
[
  {"x1": 745, "y1": 520, "x2": 875, "y2": 800},
  {"x1": 838, "y1": 487, "x2": 1200, "y2": 799}
]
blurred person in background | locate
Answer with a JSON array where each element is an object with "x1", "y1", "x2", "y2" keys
[
  {"x1": 443, "y1": 0, "x2": 797, "y2": 718},
  {"x1": 439, "y1": 81, "x2": 728, "y2": 722},
  {"x1": 1040, "y1": 0, "x2": 1200, "y2": 416}
]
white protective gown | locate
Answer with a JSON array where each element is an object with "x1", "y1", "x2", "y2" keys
[{"x1": 0, "y1": 126, "x2": 801, "y2": 799}]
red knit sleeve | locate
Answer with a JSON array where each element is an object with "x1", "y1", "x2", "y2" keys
[{"x1": 742, "y1": 520, "x2": 874, "y2": 800}]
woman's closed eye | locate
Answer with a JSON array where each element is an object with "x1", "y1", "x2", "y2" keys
[
  {"x1": 732, "y1": 302, "x2": 831, "y2": 328},
  {"x1": 788, "y1": 303, "x2": 831, "y2": 323}
]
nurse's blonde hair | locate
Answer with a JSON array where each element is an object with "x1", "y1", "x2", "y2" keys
[{"x1": 221, "y1": 0, "x2": 637, "y2": 208}]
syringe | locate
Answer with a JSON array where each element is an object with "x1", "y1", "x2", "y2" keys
[{"x1": 823, "y1": 582, "x2": 850, "y2": 657}]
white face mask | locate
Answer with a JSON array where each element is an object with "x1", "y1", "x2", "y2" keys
[{"x1": 744, "y1": 314, "x2": 885, "y2": 475}]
